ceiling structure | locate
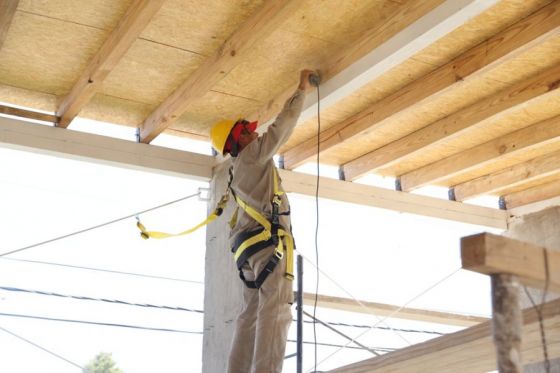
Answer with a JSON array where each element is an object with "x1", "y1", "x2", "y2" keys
[{"x1": 1, "y1": 0, "x2": 559, "y2": 371}]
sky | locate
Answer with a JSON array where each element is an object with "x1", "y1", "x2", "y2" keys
[{"x1": 0, "y1": 117, "x2": 503, "y2": 372}]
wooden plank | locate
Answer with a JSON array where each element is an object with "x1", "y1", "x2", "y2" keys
[
  {"x1": 139, "y1": 0, "x2": 301, "y2": 144},
  {"x1": 399, "y1": 114, "x2": 560, "y2": 192},
  {"x1": 342, "y1": 64, "x2": 560, "y2": 181},
  {"x1": 461, "y1": 232, "x2": 560, "y2": 292},
  {"x1": 302, "y1": 293, "x2": 488, "y2": 327},
  {"x1": 453, "y1": 151, "x2": 560, "y2": 201},
  {"x1": 0, "y1": 0, "x2": 18, "y2": 50},
  {"x1": 0, "y1": 103, "x2": 58, "y2": 123},
  {"x1": 251, "y1": 0, "x2": 493, "y2": 130},
  {"x1": 502, "y1": 178, "x2": 560, "y2": 209},
  {"x1": 0, "y1": 115, "x2": 214, "y2": 181},
  {"x1": 56, "y1": 0, "x2": 166, "y2": 128},
  {"x1": 282, "y1": 0, "x2": 560, "y2": 169},
  {"x1": 330, "y1": 298, "x2": 560, "y2": 373},
  {"x1": 279, "y1": 169, "x2": 507, "y2": 229}
]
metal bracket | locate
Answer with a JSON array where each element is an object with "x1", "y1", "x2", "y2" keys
[{"x1": 198, "y1": 187, "x2": 211, "y2": 202}]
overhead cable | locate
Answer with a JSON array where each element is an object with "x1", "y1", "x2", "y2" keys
[{"x1": 0, "y1": 191, "x2": 201, "y2": 257}]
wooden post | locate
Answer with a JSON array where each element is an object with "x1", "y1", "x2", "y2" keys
[{"x1": 491, "y1": 273, "x2": 523, "y2": 373}]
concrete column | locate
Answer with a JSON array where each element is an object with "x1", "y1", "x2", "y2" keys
[
  {"x1": 202, "y1": 159, "x2": 244, "y2": 373},
  {"x1": 505, "y1": 206, "x2": 560, "y2": 372}
]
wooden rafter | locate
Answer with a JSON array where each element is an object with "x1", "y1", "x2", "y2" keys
[
  {"x1": 0, "y1": 103, "x2": 58, "y2": 123},
  {"x1": 331, "y1": 298, "x2": 560, "y2": 372},
  {"x1": 502, "y1": 178, "x2": 560, "y2": 209},
  {"x1": 0, "y1": 115, "x2": 506, "y2": 229},
  {"x1": 342, "y1": 63, "x2": 560, "y2": 181},
  {"x1": 282, "y1": 0, "x2": 560, "y2": 170},
  {"x1": 0, "y1": 0, "x2": 18, "y2": 51},
  {"x1": 56, "y1": 0, "x2": 166, "y2": 128},
  {"x1": 452, "y1": 151, "x2": 560, "y2": 201},
  {"x1": 461, "y1": 233, "x2": 560, "y2": 292},
  {"x1": 139, "y1": 0, "x2": 301, "y2": 144},
  {"x1": 302, "y1": 293, "x2": 487, "y2": 327},
  {"x1": 250, "y1": 0, "x2": 487, "y2": 128},
  {"x1": 399, "y1": 114, "x2": 560, "y2": 192}
]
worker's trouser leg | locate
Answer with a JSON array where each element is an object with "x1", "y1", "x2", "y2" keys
[{"x1": 227, "y1": 245, "x2": 293, "y2": 373}]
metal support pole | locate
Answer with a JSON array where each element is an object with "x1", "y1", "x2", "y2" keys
[
  {"x1": 296, "y1": 254, "x2": 303, "y2": 373},
  {"x1": 491, "y1": 273, "x2": 523, "y2": 373}
]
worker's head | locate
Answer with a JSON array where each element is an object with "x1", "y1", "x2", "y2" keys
[{"x1": 210, "y1": 118, "x2": 258, "y2": 156}]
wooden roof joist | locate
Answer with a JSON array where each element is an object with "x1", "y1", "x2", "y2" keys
[
  {"x1": 139, "y1": 0, "x2": 302, "y2": 144},
  {"x1": 502, "y1": 178, "x2": 560, "y2": 210},
  {"x1": 452, "y1": 151, "x2": 560, "y2": 201},
  {"x1": 56, "y1": 0, "x2": 166, "y2": 128},
  {"x1": 282, "y1": 0, "x2": 560, "y2": 170},
  {"x1": 343, "y1": 63, "x2": 560, "y2": 181},
  {"x1": 461, "y1": 233, "x2": 560, "y2": 291},
  {"x1": 252, "y1": 0, "x2": 495, "y2": 128},
  {"x1": 399, "y1": 113, "x2": 560, "y2": 192},
  {"x1": 329, "y1": 297, "x2": 560, "y2": 372},
  {"x1": 0, "y1": 0, "x2": 18, "y2": 51},
  {"x1": 0, "y1": 116, "x2": 506, "y2": 229},
  {"x1": 302, "y1": 293, "x2": 487, "y2": 327}
]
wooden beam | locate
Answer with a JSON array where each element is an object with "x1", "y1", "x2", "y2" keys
[
  {"x1": 0, "y1": 103, "x2": 58, "y2": 123},
  {"x1": 282, "y1": 0, "x2": 560, "y2": 170},
  {"x1": 279, "y1": 169, "x2": 507, "y2": 229},
  {"x1": 0, "y1": 115, "x2": 214, "y2": 180},
  {"x1": 0, "y1": 116, "x2": 506, "y2": 228},
  {"x1": 330, "y1": 298, "x2": 560, "y2": 373},
  {"x1": 399, "y1": 114, "x2": 560, "y2": 192},
  {"x1": 56, "y1": 0, "x2": 166, "y2": 128},
  {"x1": 251, "y1": 0, "x2": 492, "y2": 129},
  {"x1": 461, "y1": 233, "x2": 560, "y2": 292},
  {"x1": 453, "y1": 151, "x2": 560, "y2": 201},
  {"x1": 342, "y1": 63, "x2": 560, "y2": 181},
  {"x1": 502, "y1": 178, "x2": 560, "y2": 210},
  {"x1": 139, "y1": 0, "x2": 301, "y2": 144},
  {"x1": 0, "y1": 0, "x2": 18, "y2": 50},
  {"x1": 302, "y1": 293, "x2": 488, "y2": 327}
]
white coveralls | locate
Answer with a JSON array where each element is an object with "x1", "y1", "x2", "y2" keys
[{"x1": 227, "y1": 88, "x2": 305, "y2": 373}]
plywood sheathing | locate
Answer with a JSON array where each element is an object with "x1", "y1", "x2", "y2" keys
[{"x1": 282, "y1": 0, "x2": 555, "y2": 165}]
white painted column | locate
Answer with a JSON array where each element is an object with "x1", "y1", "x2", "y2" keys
[{"x1": 202, "y1": 159, "x2": 244, "y2": 373}]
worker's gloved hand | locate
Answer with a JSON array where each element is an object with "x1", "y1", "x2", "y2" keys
[{"x1": 298, "y1": 69, "x2": 317, "y2": 91}]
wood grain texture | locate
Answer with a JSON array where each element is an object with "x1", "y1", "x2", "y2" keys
[
  {"x1": 461, "y1": 232, "x2": 560, "y2": 291},
  {"x1": 139, "y1": 0, "x2": 301, "y2": 143},
  {"x1": 282, "y1": 0, "x2": 560, "y2": 169},
  {"x1": 56, "y1": 0, "x2": 165, "y2": 128},
  {"x1": 503, "y1": 178, "x2": 560, "y2": 209},
  {"x1": 399, "y1": 114, "x2": 560, "y2": 191},
  {"x1": 0, "y1": 0, "x2": 19, "y2": 50}
]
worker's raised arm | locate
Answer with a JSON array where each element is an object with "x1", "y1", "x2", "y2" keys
[{"x1": 256, "y1": 70, "x2": 314, "y2": 162}]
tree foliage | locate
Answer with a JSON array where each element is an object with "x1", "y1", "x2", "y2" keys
[{"x1": 83, "y1": 352, "x2": 124, "y2": 373}]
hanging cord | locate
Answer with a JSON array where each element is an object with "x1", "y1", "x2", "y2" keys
[
  {"x1": 0, "y1": 324, "x2": 84, "y2": 370},
  {"x1": 522, "y1": 248, "x2": 550, "y2": 373},
  {"x1": 0, "y1": 191, "x2": 201, "y2": 257},
  {"x1": 309, "y1": 72, "x2": 321, "y2": 372}
]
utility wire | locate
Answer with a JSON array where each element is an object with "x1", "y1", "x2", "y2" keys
[
  {"x1": 0, "y1": 285, "x2": 445, "y2": 335},
  {"x1": 0, "y1": 286, "x2": 204, "y2": 314},
  {"x1": 0, "y1": 323, "x2": 84, "y2": 370},
  {"x1": 0, "y1": 257, "x2": 203, "y2": 284},
  {"x1": 0, "y1": 312, "x2": 203, "y2": 335},
  {"x1": 0, "y1": 191, "x2": 201, "y2": 257}
]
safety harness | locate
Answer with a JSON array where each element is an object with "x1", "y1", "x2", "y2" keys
[{"x1": 136, "y1": 165, "x2": 294, "y2": 289}]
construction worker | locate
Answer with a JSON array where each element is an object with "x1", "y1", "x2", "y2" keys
[{"x1": 210, "y1": 69, "x2": 314, "y2": 373}]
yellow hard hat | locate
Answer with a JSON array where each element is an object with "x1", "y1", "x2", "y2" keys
[{"x1": 210, "y1": 119, "x2": 236, "y2": 155}]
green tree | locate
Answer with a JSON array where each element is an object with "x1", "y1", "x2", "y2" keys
[{"x1": 83, "y1": 352, "x2": 124, "y2": 373}]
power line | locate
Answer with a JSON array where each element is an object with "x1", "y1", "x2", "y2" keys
[
  {"x1": 0, "y1": 285, "x2": 446, "y2": 335},
  {"x1": 0, "y1": 312, "x2": 203, "y2": 335},
  {"x1": 0, "y1": 286, "x2": 204, "y2": 314},
  {"x1": 0, "y1": 257, "x2": 203, "y2": 285},
  {"x1": 0, "y1": 191, "x2": 201, "y2": 257},
  {"x1": 0, "y1": 323, "x2": 84, "y2": 370}
]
